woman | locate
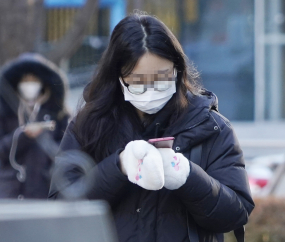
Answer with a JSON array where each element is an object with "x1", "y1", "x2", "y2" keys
[
  {"x1": 49, "y1": 13, "x2": 254, "y2": 242},
  {"x1": 0, "y1": 53, "x2": 69, "y2": 199}
]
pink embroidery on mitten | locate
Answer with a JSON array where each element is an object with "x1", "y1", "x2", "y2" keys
[
  {"x1": 172, "y1": 156, "x2": 180, "y2": 171},
  {"x1": 135, "y1": 159, "x2": 144, "y2": 181},
  {"x1": 135, "y1": 174, "x2": 140, "y2": 181},
  {"x1": 174, "y1": 162, "x2": 180, "y2": 171}
]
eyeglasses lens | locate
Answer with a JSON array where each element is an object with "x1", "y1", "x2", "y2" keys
[{"x1": 126, "y1": 70, "x2": 176, "y2": 94}]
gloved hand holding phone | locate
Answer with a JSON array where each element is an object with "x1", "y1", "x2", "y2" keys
[
  {"x1": 119, "y1": 140, "x2": 165, "y2": 190},
  {"x1": 157, "y1": 148, "x2": 190, "y2": 190},
  {"x1": 24, "y1": 121, "x2": 56, "y2": 138},
  {"x1": 119, "y1": 137, "x2": 190, "y2": 190}
]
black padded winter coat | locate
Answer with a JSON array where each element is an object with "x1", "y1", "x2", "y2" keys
[
  {"x1": 49, "y1": 90, "x2": 254, "y2": 242},
  {"x1": 0, "y1": 53, "x2": 69, "y2": 199}
]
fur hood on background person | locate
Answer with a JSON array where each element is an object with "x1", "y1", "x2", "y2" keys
[
  {"x1": 0, "y1": 53, "x2": 69, "y2": 120},
  {"x1": 0, "y1": 53, "x2": 70, "y2": 199}
]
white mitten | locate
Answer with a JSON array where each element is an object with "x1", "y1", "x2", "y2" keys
[
  {"x1": 120, "y1": 140, "x2": 164, "y2": 190},
  {"x1": 157, "y1": 148, "x2": 190, "y2": 190}
]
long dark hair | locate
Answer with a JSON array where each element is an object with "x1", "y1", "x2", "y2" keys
[{"x1": 74, "y1": 12, "x2": 201, "y2": 163}]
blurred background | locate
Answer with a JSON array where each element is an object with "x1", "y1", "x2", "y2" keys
[
  {"x1": 0, "y1": 0, "x2": 284, "y2": 200},
  {"x1": 2, "y1": 0, "x2": 256, "y2": 121},
  {"x1": 1, "y1": 0, "x2": 285, "y2": 240}
]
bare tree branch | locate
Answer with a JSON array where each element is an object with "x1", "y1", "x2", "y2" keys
[
  {"x1": 0, "y1": 0, "x2": 45, "y2": 65},
  {"x1": 45, "y1": 0, "x2": 99, "y2": 65}
]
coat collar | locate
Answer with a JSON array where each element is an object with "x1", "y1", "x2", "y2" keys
[
  {"x1": 141, "y1": 90, "x2": 219, "y2": 146},
  {"x1": 166, "y1": 90, "x2": 218, "y2": 134}
]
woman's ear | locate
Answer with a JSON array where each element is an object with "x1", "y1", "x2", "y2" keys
[
  {"x1": 119, "y1": 77, "x2": 124, "y2": 94},
  {"x1": 173, "y1": 68, "x2": 177, "y2": 77}
]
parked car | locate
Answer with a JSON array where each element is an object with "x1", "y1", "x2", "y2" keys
[{"x1": 246, "y1": 154, "x2": 285, "y2": 196}]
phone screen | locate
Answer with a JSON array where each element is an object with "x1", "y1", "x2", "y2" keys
[{"x1": 148, "y1": 137, "x2": 174, "y2": 148}]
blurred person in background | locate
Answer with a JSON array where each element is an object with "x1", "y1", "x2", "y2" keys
[
  {"x1": 49, "y1": 13, "x2": 254, "y2": 242},
  {"x1": 0, "y1": 53, "x2": 69, "y2": 199}
]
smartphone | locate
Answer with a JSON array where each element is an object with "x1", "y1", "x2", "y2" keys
[
  {"x1": 25, "y1": 121, "x2": 56, "y2": 132},
  {"x1": 148, "y1": 137, "x2": 175, "y2": 148}
]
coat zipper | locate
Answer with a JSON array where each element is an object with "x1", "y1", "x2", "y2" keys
[
  {"x1": 155, "y1": 123, "x2": 160, "y2": 138},
  {"x1": 186, "y1": 211, "x2": 191, "y2": 241},
  {"x1": 186, "y1": 211, "x2": 199, "y2": 242}
]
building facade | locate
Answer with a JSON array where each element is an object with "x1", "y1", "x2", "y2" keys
[{"x1": 44, "y1": 0, "x2": 285, "y2": 122}]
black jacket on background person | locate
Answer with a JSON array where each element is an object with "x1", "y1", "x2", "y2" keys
[
  {"x1": 0, "y1": 53, "x2": 69, "y2": 199},
  {"x1": 49, "y1": 89, "x2": 254, "y2": 242}
]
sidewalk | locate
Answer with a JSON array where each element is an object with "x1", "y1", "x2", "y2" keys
[{"x1": 232, "y1": 122, "x2": 285, "y2": 159}]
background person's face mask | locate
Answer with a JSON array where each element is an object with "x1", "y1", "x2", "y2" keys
[
  {"x1": 119, "y1": 69, "x2": 177, "y2": 114},
  {"x1": 18, "y1": 81, "x2": 43, "y2": 101}
]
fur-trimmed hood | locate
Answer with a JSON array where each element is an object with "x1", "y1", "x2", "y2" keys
[{"x1": 0, "y1": 53, "x2": 69, "y2": 117}]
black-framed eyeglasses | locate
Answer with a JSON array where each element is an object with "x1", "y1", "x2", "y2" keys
[{"x1": 120, "y1": 68, "x2": 177, "y2": 95}]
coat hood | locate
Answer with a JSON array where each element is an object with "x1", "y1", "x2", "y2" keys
[{"x1": 0, "y1": 53, "x2": 68, "y2": 117}]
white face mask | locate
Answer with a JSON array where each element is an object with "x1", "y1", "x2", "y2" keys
[
  {"x1": 119, "y1": 78, "x2": 176, "y2": 114},
  {"x1": 18, "y1": 81, "x2": 42, "y2": 101}
]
